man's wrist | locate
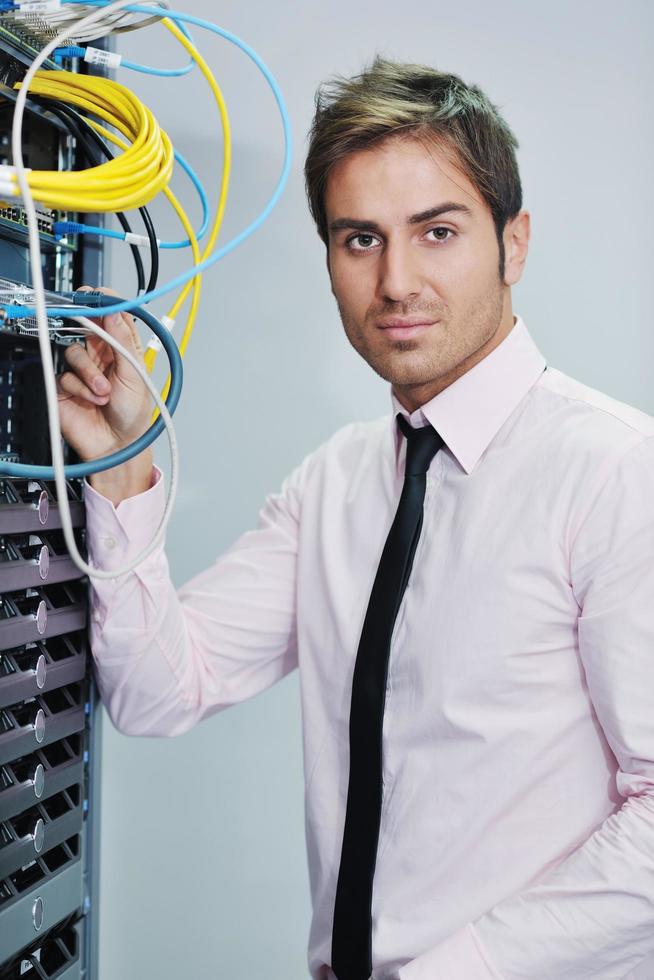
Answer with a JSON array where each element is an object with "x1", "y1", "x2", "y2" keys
[{"x1": 87, "y1": 449, "x2": 154, "y2": 506}]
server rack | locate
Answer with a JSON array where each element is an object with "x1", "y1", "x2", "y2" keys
[{"x1": 0, "y1": 21, "x2": 103, "y2": 980}]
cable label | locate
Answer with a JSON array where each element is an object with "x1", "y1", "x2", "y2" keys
[
  {"x1": 124, "y1": 231, "x2": 160, "y2": 248},
  {"x1": 16, "y1": 0, "x2": 61, "y2": 12},
  {"x1": 83, "y1": 47, "x2": 122, "y2": 69}
]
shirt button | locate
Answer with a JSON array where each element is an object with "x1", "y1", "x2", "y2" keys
[{"x1": 103, "y1": 535, "x2": 117, "y2": 550}]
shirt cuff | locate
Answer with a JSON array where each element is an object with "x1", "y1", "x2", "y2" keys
[
  {"x1": 83, "y1": 464, "x2": 166, "y2": 572},
  {"x1": 398, "y1": 923, "x2": 503, "y2": 980}
]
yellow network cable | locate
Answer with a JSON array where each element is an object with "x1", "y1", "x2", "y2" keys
[
  {"x1": 16, "y1": 67, "x2": 200, "y2": 361},
  {"x1": 124, "y1": 15, "x2": 233, "y2": 416},
  {"x1": 14, "y1": 64, "x2": 203, "y2": 389},
  {"x1": 83, "y1": 115, "x2": 203, "y2": 383},
  {"x1": 146, "y1": 16, "x2": 232, "y2": 388},
  {"x1": 11, "y1": 21, "x2": 231, "y2": 408},
  {"x1": 12, "y1": 70, "x2": 173, "y2": 210},
  {"x1": 132, "y1": 19, "x2": 232, "y2": 392},
  {"x1": 39, "y1": 21, "x2": 233, "y2": 405}
]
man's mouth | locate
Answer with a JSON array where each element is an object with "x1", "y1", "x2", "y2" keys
[{"x1": 377, "y1": 318, "x2": 439, "y2": 340}]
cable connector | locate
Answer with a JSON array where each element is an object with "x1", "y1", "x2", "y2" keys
[
  {"x1": 54, "y1": 222, "x2": 161, "y2": 248},
  {"x1": 54, "y1": 221, "x2": 145, "y2": 245},
  {"x1": 0, "y1": 163, "x2": 31, "y2": 197},
  {"x1": 53, "y1": 46, "x2": 122, "y2": 70},
  {"x1": 147, "y1": 315, "x2": 175, "y2": 352},
  {"x1": 53, "y1": 220, "x2": 85, "y2": 239},
  {"x1": 53, "y1": 45, "x2": 85, "y2": 60}
]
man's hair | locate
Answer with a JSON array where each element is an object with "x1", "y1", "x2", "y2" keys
[{"x1": 304, "y1": 56, "x2": 523, "y2": 280}]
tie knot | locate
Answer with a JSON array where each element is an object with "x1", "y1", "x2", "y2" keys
[{"x1": 397, "y1": 413, "x2": 443, "y2": 476}]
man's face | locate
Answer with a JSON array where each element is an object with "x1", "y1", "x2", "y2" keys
[{"x1": 324, "y1": 135, "x2": 529, "y2": 411}]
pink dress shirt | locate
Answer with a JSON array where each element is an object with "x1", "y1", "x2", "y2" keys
[{"x1": 84, "y1": 315, "x2": 654, "y2": 980}]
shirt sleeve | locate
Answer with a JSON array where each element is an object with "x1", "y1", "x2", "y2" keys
[
  {"x1": 398, "y1": 434, "x2": 654, "y2": 980},
  {"x1": 84, "y1": 453, "x2": 312, "y2": 737}
]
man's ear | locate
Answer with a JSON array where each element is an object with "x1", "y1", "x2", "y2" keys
[{"x1": 503, "y1": 209, "x2": 530, "y2": 287}]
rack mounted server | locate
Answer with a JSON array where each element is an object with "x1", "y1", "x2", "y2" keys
[{"x1": 0, "y1": 21, "x2": 103, "y2": 980}]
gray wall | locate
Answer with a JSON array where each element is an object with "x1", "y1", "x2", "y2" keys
[{"x1": 97, "y1": 1, "x2": 654, "y2": 977}]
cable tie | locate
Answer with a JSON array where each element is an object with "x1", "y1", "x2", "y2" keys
[
  {"x1": 147, "y1": 315, "x2": 175, "y2": 352},
  {"x1": 124, "y1": 231, "x2": 160, "y2": 248},
  {"x1": 83, "y1": 46, "x2": 122, "y2": 69}
]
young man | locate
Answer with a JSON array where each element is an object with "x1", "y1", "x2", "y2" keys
[{"x1": 58, "y1": 58, "x2": 654, "y2": 980}]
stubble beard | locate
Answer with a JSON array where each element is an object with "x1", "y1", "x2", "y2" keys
[{"x1": 336, "y1": 284, "x2": 505, "y2": 389}]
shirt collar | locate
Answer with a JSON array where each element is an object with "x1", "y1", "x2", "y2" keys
[{"x1": 390, "y1": 315, "x2": 547, "y2": 475}]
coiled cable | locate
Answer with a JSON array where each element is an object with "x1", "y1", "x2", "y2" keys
[
  {"x1": 8, "y1": 69, "x2": 174, "y2": 212},
  {"x1": 0, "y1": 295, "x2": 183, "y2": 480},
  {"x1": 7, "y1": 2, "x2": 291, "y2": 328}
]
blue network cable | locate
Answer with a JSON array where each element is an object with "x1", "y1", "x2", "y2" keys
[
  {"x1": 53, "y1": 17, "x2": 197, "y2": 76},
  {"x1": 3, "y1": 3, "x2": 292, "y2": 324},
  {"x1": 54, "y1": 149, "x2": 210, "y2": 249},
  {"x1": 53, "y1": 222, "x2": 124, "y2": 241},
  {"x1": 119, "y1": 55, "x2": 193, "y2": 77},
  {"x1": 163, "y1": 149, "x2": 210, "y2": 247},
  {"x1": 0, "y1": 296, "x2": 183, "y2": 479}
]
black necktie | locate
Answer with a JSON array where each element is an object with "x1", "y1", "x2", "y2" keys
[{"x1": 331, "y1": 413, "x2": 444, "y2": 980}]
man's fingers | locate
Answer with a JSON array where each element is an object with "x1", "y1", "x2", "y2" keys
[
  {"x1": 77, "y1": 283, "x2": 118, "y2": 299},
  {"x1": 75, "y1": 283, "x2": 142, "y2": 357},
  {"x1": 57, "y1": 369, "x2": 110, "y2": 405},
  {"x1": 84, "y1": 334, "x2": 115, "y2": 372},
  {"x1": 74, "y1": 286, "x2": 114, "y2": 345},
  {"x1": 64, "y1": 343, "x2": 112, "y2": 396},
  {"x1": 99, "y1": 312, "x2": 144, "y2": 366},
  {"x1": 120, "y1": 311, "x2": 143, "y2": 356}
]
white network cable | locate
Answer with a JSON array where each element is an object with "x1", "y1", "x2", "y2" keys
[{"x1": 11, "y1": 0, "x2": 179, "y2": 578}]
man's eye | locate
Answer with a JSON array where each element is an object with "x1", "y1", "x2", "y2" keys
[
  {"x1": 346, "y1": 233, "x2": 379, "y2": 251},
  {"x1": 427, "y1": 227, "x2": 455, "y2": 243}
]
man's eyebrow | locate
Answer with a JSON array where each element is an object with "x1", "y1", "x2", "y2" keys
[
  {"x1": 408, "y1": 202, "x2": 474, "y2": 224},
  {"x1": 329, "y1": 217, "x2": 384, "y2": 233},
  {"x1": 328, "y1": 202, "x2": 474, "y2": 234}
]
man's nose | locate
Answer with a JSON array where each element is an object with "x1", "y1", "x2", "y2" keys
[{"x1": 377, "y1": 239, "x2": 423, "y2": 302}]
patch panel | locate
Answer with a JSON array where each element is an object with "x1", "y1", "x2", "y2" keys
[
  {"x1": 0, "y1": 278, "x2": 82, "y2": 347},
  {"x1": 0, "y1": 20, "x2": 59, "y2": 73},
  {"x1": 0, "y1": 202, "x2": 73, "y2": 251}
]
